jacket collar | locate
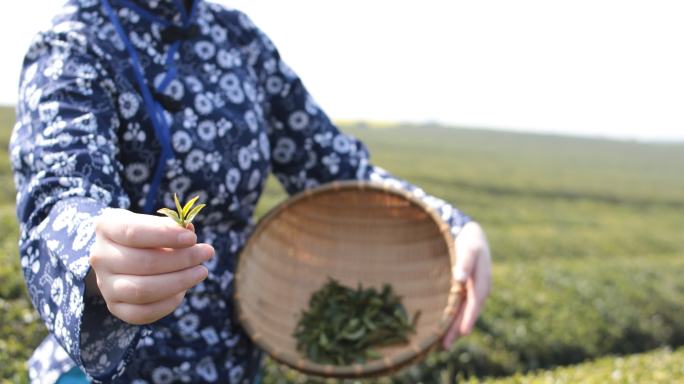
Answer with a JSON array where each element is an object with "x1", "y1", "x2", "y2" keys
[{"x1": 108, "y1": 0, "x2": 199, "y2": 26}]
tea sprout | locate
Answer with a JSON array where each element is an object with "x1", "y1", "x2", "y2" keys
[{"x1": 157, "y1": 193, "x2": 206, "y2": 228}]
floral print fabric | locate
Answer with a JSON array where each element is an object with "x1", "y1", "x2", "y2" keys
[{"x1": 11, "y1": 0, "x2": 472, "y2": 383}]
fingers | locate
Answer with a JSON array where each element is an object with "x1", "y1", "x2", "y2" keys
[
  {"x1": 459, "y1": 233, "x2": 492, "y2": 335},
  {"x1": 108, "y1": 291, "x2": 186, "y2": 325},
  {"x1": 90, "y1": 241, "x2": 214, "y2": 275},
  {"x1": 89, "y1": 210, "x2": 209, "y2": 325},
  {"x1": 452, "y1": 222, "x2": 483, "y2": 282},
  {"x1": 96, "y1": 208, "x2": 197, "y2": 249},
  {"x1": 442, "y1": 221, "x2": 492, "y2": 349},
  {"x1": 104, "y1": 265, "x2": 208, "y2": 305},
  {"x1": 442, "y1": 292, "x2": 467, "y2": 350}
]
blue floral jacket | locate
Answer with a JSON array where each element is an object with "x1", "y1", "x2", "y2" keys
[{"x1": 10, "y1": 0, "x2": 471, "y2": 382}]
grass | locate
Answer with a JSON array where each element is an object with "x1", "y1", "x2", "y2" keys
[{"x1": 1, "y1": 105, "x2": 683, "y2": 383}]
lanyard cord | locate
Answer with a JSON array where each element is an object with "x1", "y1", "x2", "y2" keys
[{"x1": 100, "y1": 0, "x2": 197, "y2": 213}]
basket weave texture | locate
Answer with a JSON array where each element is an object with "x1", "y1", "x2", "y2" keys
[{"x1": 234, "y1": 180, "x2": 463, "y2": 378}]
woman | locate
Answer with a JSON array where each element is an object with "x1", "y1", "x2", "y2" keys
[{"x1": 11, "y1": 0, "x2": 492, "y2": 382}]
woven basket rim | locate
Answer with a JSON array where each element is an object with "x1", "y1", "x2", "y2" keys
[{"x1": 234, "y1": 180, "x2": 462, "y2": 378}]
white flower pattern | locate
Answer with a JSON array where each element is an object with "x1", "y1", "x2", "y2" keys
[{"x1": 118, "y1": 92, "x2": 140, "y2": 119}]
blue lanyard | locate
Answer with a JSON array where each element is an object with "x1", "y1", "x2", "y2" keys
[{"x1": 100, "y1": 0, "x2": 197, "y2": 213}]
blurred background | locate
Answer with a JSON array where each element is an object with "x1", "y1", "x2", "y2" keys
[{"x1": 1, "y1": 1, "x2": 683, "y2": 383}]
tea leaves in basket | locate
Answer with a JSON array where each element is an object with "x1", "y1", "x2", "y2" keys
[{"x1": 293, "y1": 278, "x2": 420, "y2": 365}]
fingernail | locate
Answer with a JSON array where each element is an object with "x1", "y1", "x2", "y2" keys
[
  {"x1": 196, "y1": 265, "x2": 209, "y2": 279},
  {"x1": 200, "y1": 244, "x2": 214, "y2": 260},
  {"x1": 178, "y1": 231, "x2": 196, "y2": 245}
]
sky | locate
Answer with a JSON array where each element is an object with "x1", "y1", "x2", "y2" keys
[{"x1": 1, "y1": 1, "x2": 683, "y2": 141}]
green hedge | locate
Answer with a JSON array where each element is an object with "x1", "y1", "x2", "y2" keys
[
  {"x1": 483, "y1": 347, "x2": 684, "y2": 383},
  {"x1": 0, "y1": 206, "x2": 47, "y2": 382}
]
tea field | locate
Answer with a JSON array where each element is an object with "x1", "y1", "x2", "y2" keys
[
  {"x1": 1, "y1": 105, "x2": 683, "y2": 382},
  {"x1": 483, "y1": 347, "x2": 684, "y2": 384}
]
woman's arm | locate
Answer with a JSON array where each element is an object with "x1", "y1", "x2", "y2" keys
[
  {"x1": 13, "y1": 33, "x2": 138, "y2": 381},
  {"x1": 237, "y1": 12, "x2": 491, "y2": 349}
]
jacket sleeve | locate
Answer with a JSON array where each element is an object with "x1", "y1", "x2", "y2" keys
[
  {"x1": 238, "y1": 14, "x2": 472, "y2": 239},
  {"x1": 11, "y1": 30, "x2": 145, "y2": 382}
]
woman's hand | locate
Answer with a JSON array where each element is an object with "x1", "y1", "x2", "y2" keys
[
  {"x1": 442, "y1": 221, "x2": 492, "y2": 350},
  {"x1": 86, "y1": 208, "x2": 214, "y2": 325}
]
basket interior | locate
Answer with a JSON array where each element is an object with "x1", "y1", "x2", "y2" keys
[{"x1": 236, "y1": 184, "x2": 455, "y2": 376}]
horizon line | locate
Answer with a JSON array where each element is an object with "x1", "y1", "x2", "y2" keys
[{"x1": 1, "y1": 104, "x2": 681, "y2": 145}]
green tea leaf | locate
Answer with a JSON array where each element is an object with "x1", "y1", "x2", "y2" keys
[
  {"x1": 173, "y1": 193, "x2": 184, "y2": 221},
  {"x1": 182, "y1": 195, "x2": 200, "y2": 218},
  {"x1": 157, "y1": 208, "x2": 180, "y2": 224},
  {"x1": 184, "y1": 203, "x2": 206, "y2": 225}
]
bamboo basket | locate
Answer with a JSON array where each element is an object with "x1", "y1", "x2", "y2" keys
[{"x1": 234, "y1": 180, "x2": 464, "y2": 378}]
